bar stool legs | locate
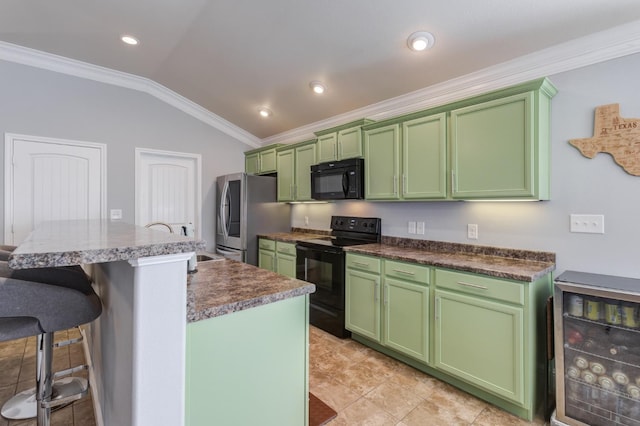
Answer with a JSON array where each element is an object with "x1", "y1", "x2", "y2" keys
[{"x1": 36, "y1": 332, "x2": 53, "y2": 426}]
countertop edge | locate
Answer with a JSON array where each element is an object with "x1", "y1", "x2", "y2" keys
[{"x1": 187, "y1": 283, "x2": 315, "y2": 322}]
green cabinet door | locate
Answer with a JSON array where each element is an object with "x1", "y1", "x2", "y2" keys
[
  {"x1": 345, "y1": 268, "x2": 381, "y2": 342},
  {"x1": 260, "y1": 147, "x2": 278, "y2": 174},
  {"x1": 364, "y1": 124, "x2": 400, "y2": 200},
  {"x1": 259, "y1": 249, "x2": 276, "y2": 272},
  {"x1": 294, "y1": 143, "x2": 316, "y2": 201},
  {"x1": 245, "y1": 152, "x2": 259, "y2": 175},
  {"x1": 277, "y1": 148, "x2": 295, "y2": 202},
  {"x1": 276, "y1": 254, "x2": 296, "y2": 278},
  {"x1": 450, "y1": 92, "x2": 534, "y2": 199},
  {"x1": 317, "y1": 133, "x2": 337, "y2": 163},
  {"x1": 383, "y1": 278, "x2": 429, "y2": 363},
  {"x1": 402, "y1": 113, "x2": 447, "y2": 199},
  {"x1": 338, "y1": 127, "x2": 363, "y2": 159},
  {"x1": 434, "y1": 289, "x2": 524, "y2": 404}
]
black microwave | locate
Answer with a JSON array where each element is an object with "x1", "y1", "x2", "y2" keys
[{"x1": 310, "y1": 158, "x2": 364, "y2": 200}]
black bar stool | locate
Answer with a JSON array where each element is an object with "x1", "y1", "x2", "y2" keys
[{"x1": 0, "y1": 261, "x2": 102, "y2": 425}]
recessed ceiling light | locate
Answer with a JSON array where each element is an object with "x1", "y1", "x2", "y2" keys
[
  {"x1": 407, "y1": 31, "x2": 435, "y2": 52},
  {"x1": 258, "y1": 107, "x2": 272, "y2": 118},
  {"x1": 121, "y1": 35, "x2": 139, "y2": 46},
  {"x1": 309, "y1": 81, "x2": 326, "y2": 95}
]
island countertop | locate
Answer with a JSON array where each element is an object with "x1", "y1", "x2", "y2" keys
[
  {"x1": 187, "y1": 259, "x2": 315, "y2": 322},
  {"x1": 9, "y1": 220, "x2": 204, "y2": 269}
]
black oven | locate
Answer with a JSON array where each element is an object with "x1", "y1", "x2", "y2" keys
[
  {"x1": 310, "y1": 158, "x2": 364, "y2": 200},
  {"x1": 296, "y1": 216, "x2": 381, "y2": 338}
]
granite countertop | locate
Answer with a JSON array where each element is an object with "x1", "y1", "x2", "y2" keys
[
  {"x1": 344, "y1": 239, "x2": 556, "y2": 282},
  {"x1": 186, "y1": 258, "x2": 315, "y2": 322},
  {"x1": 9, "y1": 220, "x2": 205, "y2": 269}
]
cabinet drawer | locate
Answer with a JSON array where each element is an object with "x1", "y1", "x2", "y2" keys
[
  {"x1": 346, "y1": 253, "x2": 381, "y2": 274},
  {"x1": 385, "y1": 260, "x2": 430, "y2": 285},
  {"x1": 258, "y1": 238, "x2": 275, "y2": 251},
  {"x1": 435, "y1": 269, "x2": 524, "y2": 305},
  {"x1": 276, "y1": 241, "x2": 296, "y2": 256}
]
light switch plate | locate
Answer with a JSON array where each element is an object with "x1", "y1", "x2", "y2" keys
[
  {"x1": 416, "y1": 221, "x2": 425, "y2": 235},
  {"x1": 110, "y1": 209, "x2": 123, "y2": 220},
  {"x1": 570, "y1": 214, "x2": 604, "y2": 234},
  {"x1": 408, "y1": 221, "x2": 416, "y2": 234},
  {"x1": 467, "y1": 224, "x2": 478, "y2": 239}
]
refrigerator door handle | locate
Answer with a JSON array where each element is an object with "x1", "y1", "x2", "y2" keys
[{"x1": 219, "y1": 180, "x2": 230, "y2": 241}]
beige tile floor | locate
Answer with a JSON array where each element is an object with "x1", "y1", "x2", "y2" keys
[
  {"x1": 1, "y1": 325, "x2": 548, "y2": 426},
  {"x1": 0, "y1": 328, "x2": 95, "y2": 426},
  {"x1": 309, "y1": 325, "x2": 548, "y2": 426}
]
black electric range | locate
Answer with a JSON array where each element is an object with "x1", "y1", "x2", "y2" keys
[{"x1": 296, "y1": 216, "x2": 381, "y2": 337}]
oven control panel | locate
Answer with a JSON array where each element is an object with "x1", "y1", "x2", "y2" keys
[{"x1": 331, "y1": 216, "x2": 380, "y2": 234}]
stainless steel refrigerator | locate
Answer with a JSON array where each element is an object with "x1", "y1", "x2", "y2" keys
[{"x1": 215, "y1": 173, "x2": 291, "y2": 265}]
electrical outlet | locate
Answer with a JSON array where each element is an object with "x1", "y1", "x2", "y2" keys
[
  {"x1": 110, "y1": 209, "x2": 123, "y2": 220},
  {"x1": 416, "y1": 221, "x2": 425, "y2": 235},
  {"x1": 408, "y1": 221, "x2": 416, "y2": 234},
  {"x1": 570, "y1": 214, "x2": 604, "y2": 234},
  {"x1": 467, "y1": 224, "x2": 478, "y2": 239}
]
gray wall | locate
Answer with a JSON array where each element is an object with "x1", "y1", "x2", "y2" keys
[
  {"x1": 292, "y1": 53, "x2": 640, "y2": 279},
  {"x1": 0, "y1": 60, "x2": 250, "y2": 250}
]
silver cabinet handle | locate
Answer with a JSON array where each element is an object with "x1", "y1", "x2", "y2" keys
[
  {"x1": 457, "y1": 281, "x2": 488, "y2": 290},
  {"x1": 383, "y1": 284, "x2": 388, "y2": 305},
  {"x1": 435, "y1": 296, "x2": 440, "y2": 320},
  {"x1": 451, "y1": 170, "x2": 456, "y2": 192},
  {"x1": 393, "y1": 269, "x2": 415, "y2": 276},
  {"x1": 393, "y1": 175, "x2": 398, "y2": 195},
  {"x1": 374, "y1": 282, "x2": 379, "y2": 302},
  {"x1": 353, "y1": 261, "x2": 370, "y2": 268},
  {"x1": 402, "y1": 174, "x2": 406, "y2": 195}
]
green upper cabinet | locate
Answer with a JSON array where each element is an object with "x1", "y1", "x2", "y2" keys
[
  {"x1": 364, "y1": 112, "x2": 447, "y2": 201},
  {"x1": 314, "y1": 118, "x2": 375, "y2": 162},
  {"x1": 361, "y1": 78, "x2": 555, "y2": 201},
  {"x1": 316, "y1": 133, "x2": 337, "y2": 163},
  {"x1": 245, "y1": 144, "x2": 283, "y2": 175},
  {"x1": 403, "y1": 114, "x2": 447, "y2": 199},
  {"x1": 276, "y1": 140, "x2": 317, "y2": 202},
  {"x1": 364, "y1": 124, "x2": 401, "y2": 200},
  {"x1": 449, "y1": 79, "x2": 556, "y2": 200},
  {"x1": 294, "y1": 142, "x2": 316, "y2": 201}
]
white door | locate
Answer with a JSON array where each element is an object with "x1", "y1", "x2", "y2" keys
[
  {"x1": 4, "y1": 133, "x2": 107, "y2": 245},
  {"x1": 135, "y1": 148, "x2": 201, "y2": 236}
]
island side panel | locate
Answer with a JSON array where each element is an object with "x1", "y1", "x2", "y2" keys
[
  {"x1": 87, "y1": 253, "x2": 191, "y2": 426},
  {"x1": 186, "y1": 295, "x2": 309, "y2": 426}
]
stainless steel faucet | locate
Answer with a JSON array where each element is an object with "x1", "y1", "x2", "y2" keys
[{"x1": 144, "y1": 222, "x2": 174, "y2": 233}]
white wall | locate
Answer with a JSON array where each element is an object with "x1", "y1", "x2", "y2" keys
[
  {"x1": 0, "y1": 60, "x2": 250, "y2": 250},
  {"x1": 293, "y1": 53, "x2": 640, "y2": 279}
]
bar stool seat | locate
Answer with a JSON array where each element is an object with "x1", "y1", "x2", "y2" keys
[{"x1": 0, "y1": 261, "x2": 101, "y2": 425}]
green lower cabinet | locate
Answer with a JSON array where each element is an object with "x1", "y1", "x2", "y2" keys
[
  {"x1": 346, "y1": 254, "x2": 430, "y2": 363},
  {"x1": 276, "y1": 254, "x2": 296, "y2": 278},
  {"x1": 258, "y1": 249, "x2": 276, "y2": 271},
  {"x1": 345, "y1": 268, "x2": 381, "y2": 342},
  {"x1": 434, "y1": 289, "x2": 524, "y2": 404},
  {"x1": 383, "y1": 278, "x2": 429, "y2": 363},
  {"x1": 186, "y1": 296, "x2": 309, "y2": 426}
]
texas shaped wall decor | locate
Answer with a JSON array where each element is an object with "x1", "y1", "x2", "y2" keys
[{"x1": 569, "y1": 104, "x2": 640, "y2": 176}]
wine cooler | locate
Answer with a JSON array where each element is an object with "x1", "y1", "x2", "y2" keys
[{"x1": 553, "y1": 271, "x2": 640, "y2": 426}]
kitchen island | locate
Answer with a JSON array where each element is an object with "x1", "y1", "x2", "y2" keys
[{"x1": 9, "y1": 220, "x2": 314, "y2": 426}]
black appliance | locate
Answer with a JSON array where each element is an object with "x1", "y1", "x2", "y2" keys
[
  {"x1": 296, "y1": 215, "x2": 381, "y2": 338},
  {"x1": 310, "y1": 158, "x2": 364, "y2": 200}
]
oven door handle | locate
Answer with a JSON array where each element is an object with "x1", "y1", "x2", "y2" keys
[{"x1": 296, "y1": 245, "x2": 342, "y2": 256}]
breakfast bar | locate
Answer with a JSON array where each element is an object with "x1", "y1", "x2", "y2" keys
[{"x1": 9, "y1": 220, "x2": 315, "y2": 426}]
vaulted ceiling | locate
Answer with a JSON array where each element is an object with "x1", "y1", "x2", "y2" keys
[{"x1": 2, "y1": 0, "x2": 640, "y2": 141}]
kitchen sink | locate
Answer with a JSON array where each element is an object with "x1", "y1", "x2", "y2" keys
[{"x1": 196, "y1": 253, "x2": 224, "y2": 262}]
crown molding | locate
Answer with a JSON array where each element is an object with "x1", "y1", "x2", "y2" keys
[
  {"x1": 0, "y1": 41, "x2": 262, "y2": 148},
  {"x1": 262, "y1": 19, "x2": 640, "y2": 145}
]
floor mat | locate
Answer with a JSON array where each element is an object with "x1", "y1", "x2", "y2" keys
[{"x1": 309, "y1": 392, "x2": 337, "y2": 426}]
